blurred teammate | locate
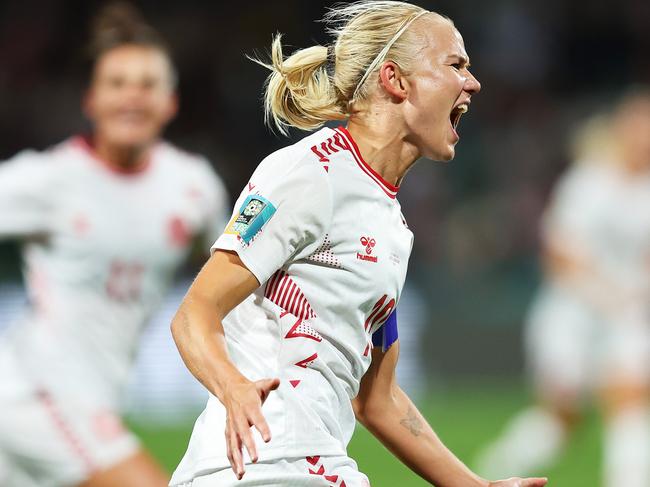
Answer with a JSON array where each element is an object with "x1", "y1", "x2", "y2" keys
[
  {"x1": 475, "y1": 89, "x2": 650, "y2": 487},
  {"x1": 169, "y1": 2, "x2": 546, "y2": 486},
  {"x1": 0, "y1": 3, "x2": 228, "y2": 487}
]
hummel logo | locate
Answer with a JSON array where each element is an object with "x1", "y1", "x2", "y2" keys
[
  {"x1": 357, "y1": 236, "x2": 378, "y2": 263},
  {"x1": 360, "y1": 236, "x2": 376, "y2": 254}
]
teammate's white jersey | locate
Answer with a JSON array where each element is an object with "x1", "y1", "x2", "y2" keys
[
  {"x1": 171, "y1": 127, "x2": 413, "y2": 484},
  {"x1": 0, "y1": 136, "x2": 228, "y2": 407},
  {"x1": 527, "y1": 160, "x2": 650, "y2": 390},
  {"x1": 541, "y1": 160, "x2": 650, "y2": 305}
]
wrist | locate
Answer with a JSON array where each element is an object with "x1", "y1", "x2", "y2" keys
[
  {"x1": 468, "y1": 474, "x2": 490, "y2": 487},
  {"x1": 211, "y1": 360, "x2": 249, "y2": 402}
]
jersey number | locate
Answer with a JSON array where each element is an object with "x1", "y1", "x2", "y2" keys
[{"x1": 106, "y1": 260, "x2": 144, "y2": 301}]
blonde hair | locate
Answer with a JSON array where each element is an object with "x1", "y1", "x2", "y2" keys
[
  {"x1": 570, "y1": 113, "x2": 616, "y2": 166},
  {"x1": 254, "y1": 1, "x2": 446, "y2": 135}
]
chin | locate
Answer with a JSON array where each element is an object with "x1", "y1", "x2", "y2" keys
[
  {"x1": 425, "y1": 146, "x2": 456, "y2": 162},
  {"x1": 439, "y1": 150, "x2": 455, "y2": 162},
  {"x1": 109, "y1": 129, "x2": 158, "y2": 148},
  {"x1": 418, "y1": 132, "x2": 458, "y2": 161}
]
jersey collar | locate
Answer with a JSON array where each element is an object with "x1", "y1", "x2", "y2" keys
[
  {"x1": 334, "y1": 126, "x2": 399, "y2": 200},
  {"x1": 72, "y1": 135, "x2": 154, "y2": 176}
]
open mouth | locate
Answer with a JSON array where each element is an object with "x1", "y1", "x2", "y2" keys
[{"x1": 450, "y1": 103, "x2": 469, "y2": 132}]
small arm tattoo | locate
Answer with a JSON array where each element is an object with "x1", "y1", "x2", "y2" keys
[{"x1": 400, "y1": 405, "x2": 423, "y2": 437}]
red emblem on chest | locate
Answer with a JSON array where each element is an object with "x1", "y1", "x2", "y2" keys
[
  {"x1": 357, "y1": 236, "x2": 378, "y2": 263},
  {"x1": 72, "y1": 214, "x2": 90, "y2": 236},
  {"x1": 168, "y1": 216, "x2": 191, "y2": 247}
]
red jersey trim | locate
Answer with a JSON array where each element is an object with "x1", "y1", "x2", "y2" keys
[
  {"x1": 71, "y1": 135, "x2": 154, "y2": 176},
  {"x1": 334, "y1": 127, "x2": 399, "y2": 199},
  {"x1": 265, "y1": 270, "x2": 316, "y2": 320}
]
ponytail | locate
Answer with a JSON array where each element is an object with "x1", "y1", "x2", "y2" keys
[
  {"x1": 255, "y1": 35, "x2": 347, "y2": 135},
  {"x1": 252, "y1": 1, "x2": 438, "y2": 136}
]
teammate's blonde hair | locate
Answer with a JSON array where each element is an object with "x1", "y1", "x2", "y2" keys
[
  {"x1": 572, "y1": 87, "x2": 650, "y2": 167},
  {"x1": 570, "y1": 113, "x2": 616, "y2": 166},
  {"x1": 255, "y1": 1, "x2": 446, "y2": 134}
]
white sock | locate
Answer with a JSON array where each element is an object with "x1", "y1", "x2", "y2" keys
[
  {"x1": 604, "y1": 406, "x2": 650, "y2": 487},
  {"x1": 474, "y1": 406, "x2": 566, "y2": 479}
]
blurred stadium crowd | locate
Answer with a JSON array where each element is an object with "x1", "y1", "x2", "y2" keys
[{"x1": 0, "y1": 0, "x2": 649, "y2": 379}]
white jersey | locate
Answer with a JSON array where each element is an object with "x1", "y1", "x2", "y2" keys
[
  {"x1": 0, "y1": 136, "x2": 228, "y2": 407},
  {"x1": 541, "y1": 160, "x2": 650, "y2": 301},
  {"x1": 526, "y1": 160, "x2": 650, "y2": 390},
  {"x1": 171, "y1": 127, "x2": 413, "y2": 484}
]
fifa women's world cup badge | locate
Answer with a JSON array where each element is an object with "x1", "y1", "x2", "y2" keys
[{"x1": 225, "y1": 194, "x2": 276, "y2": 244}]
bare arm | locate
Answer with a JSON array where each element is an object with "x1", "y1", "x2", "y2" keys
[
  {"x1": 353, "y1": 342, "x2": 547, "y2": 487},
  {"x1": 170, "y1": 250, "x2": 279, "y2": 480}
]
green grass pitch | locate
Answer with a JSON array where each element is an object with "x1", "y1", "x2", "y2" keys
[{"x1": 131, "y1": 383, "x2": 601, "y2": 486}]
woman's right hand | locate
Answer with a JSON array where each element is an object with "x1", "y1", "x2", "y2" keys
[{"x1": 223, "y1": 376, "x2": 281, "y2": 480}]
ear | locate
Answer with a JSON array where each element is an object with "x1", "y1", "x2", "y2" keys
[
  {"x1": 164, "y1": 92, "x2": 179, "y2": 123},
  {"x1": 378, "y1": 61, "x2": 408, "y2": 101}
]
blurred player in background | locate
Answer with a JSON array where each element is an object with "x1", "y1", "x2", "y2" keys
[
  {"x1": 0, "y1": 3, "x2": 228, "y2": 486},
  {"x1": 475, "y1": 88, "x2": 650, "y2": 487},
  {"x1": 169, "y1": 2, "x2": 546, "y2": 486}
]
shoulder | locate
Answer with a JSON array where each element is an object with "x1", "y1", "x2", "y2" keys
[
  {"x1": 554, "y1": 162, "x2": 593, "y2": 193},
  {"x1": 155, "y1": 141, "x2": 217, "y2": 175},
  {"x1": 254, "y1": 128, "x2": 336, "y2": 191},
  {"x1": 155, "y1": 141, "x2": 227, "y2": 191},
  {"x1": 546, "y1": 162, "x2": 612, "y2": 228},
  {"x1": 1, "y1": 138, "x2": 81, "y2": 174},
  {"x1": 242, "y1": 130, "x2": 336, "y2": 229}
]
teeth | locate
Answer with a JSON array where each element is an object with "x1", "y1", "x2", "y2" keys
[{"x1": 450, "y1": 103, "x2": 469, "y2": 131}]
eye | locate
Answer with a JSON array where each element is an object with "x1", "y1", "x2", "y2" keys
[
  {"x1": 107, "y1": 77, "x2": 125, "y2": 89},
  {"x1": 141, "y1": 77, "x2": 157, "y2": 90},
  {"x1": 450, "y1": 63, "x2": 462, "y2": 71}
]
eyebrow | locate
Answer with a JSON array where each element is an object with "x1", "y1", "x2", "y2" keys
[{"x1": 446, "y1": 54, "x2": 471, "y2": 67}]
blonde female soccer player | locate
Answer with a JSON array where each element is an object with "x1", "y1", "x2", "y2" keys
[
  {"x1": 0, "y1": 4, "x2": 228, "y2": 487},
  {"x1": 170, "y1": 2, "x2": 547, "y2": 486},
  {"x1": 475, "y1": 89, "x2": 650, "y2": 487}
]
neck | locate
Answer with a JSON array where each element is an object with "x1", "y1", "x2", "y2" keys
[
  {"x1": 92, "y1": 135, "x2": 152, "y2": 172},
  {"x1": 347, "y1": 109, "x2": 419, "y2": 187},
  {"x1": 621, "y1": 155, "x2": 650, "y2": 176}
]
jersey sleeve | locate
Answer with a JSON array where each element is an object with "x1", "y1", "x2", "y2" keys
[
  {"x1": 541, "y1": 164, "x2": 603, "y2": 250},
  {"x1": 212, "y1": 153, "x2": 333, "y2": 285},
  {"x1": 0, "y1": 150, "x2": 55, "y2": 239}
]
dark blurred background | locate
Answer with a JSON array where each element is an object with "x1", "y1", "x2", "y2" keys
[{"x1": 1, "y1": 0, "x2": 649, "y2": 386}]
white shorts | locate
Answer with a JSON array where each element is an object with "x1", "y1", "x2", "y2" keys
[
  {"x1": 0, "y1": 344, "x2": 139, "y2": 487},
  {"x1": 526, "y1": 287, "x2": 650, "y2": 393},
  {"x1": 171, "y1": 455, "x2": 370, "y2": 487}
]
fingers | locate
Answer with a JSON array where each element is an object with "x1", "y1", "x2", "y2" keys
[
  {"x1": 226, "y1": 423, "x2": 245, "y2": 480},
  {"x1": 491, "y1": 477, "x2": 548, "y2": 487},
  {"x1": 238, "y1": 415, "x2": 259, "y2": 464},
  {"x1": 250, "y1": 407, "x2": 273, "y2": 443},
  {"x1": 522, "y1": 478, "x2": 548, "y2": 487},
  {"x1": 224, "y1": 378, "x2": 280, "y2": 479},
  {"x1": 256, "y1": 377, "x2": 281, "y2": 403}
]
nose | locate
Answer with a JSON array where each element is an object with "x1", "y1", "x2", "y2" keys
[{"x1": 464, "y1": 69, "x2": 481, "y2": 95}]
